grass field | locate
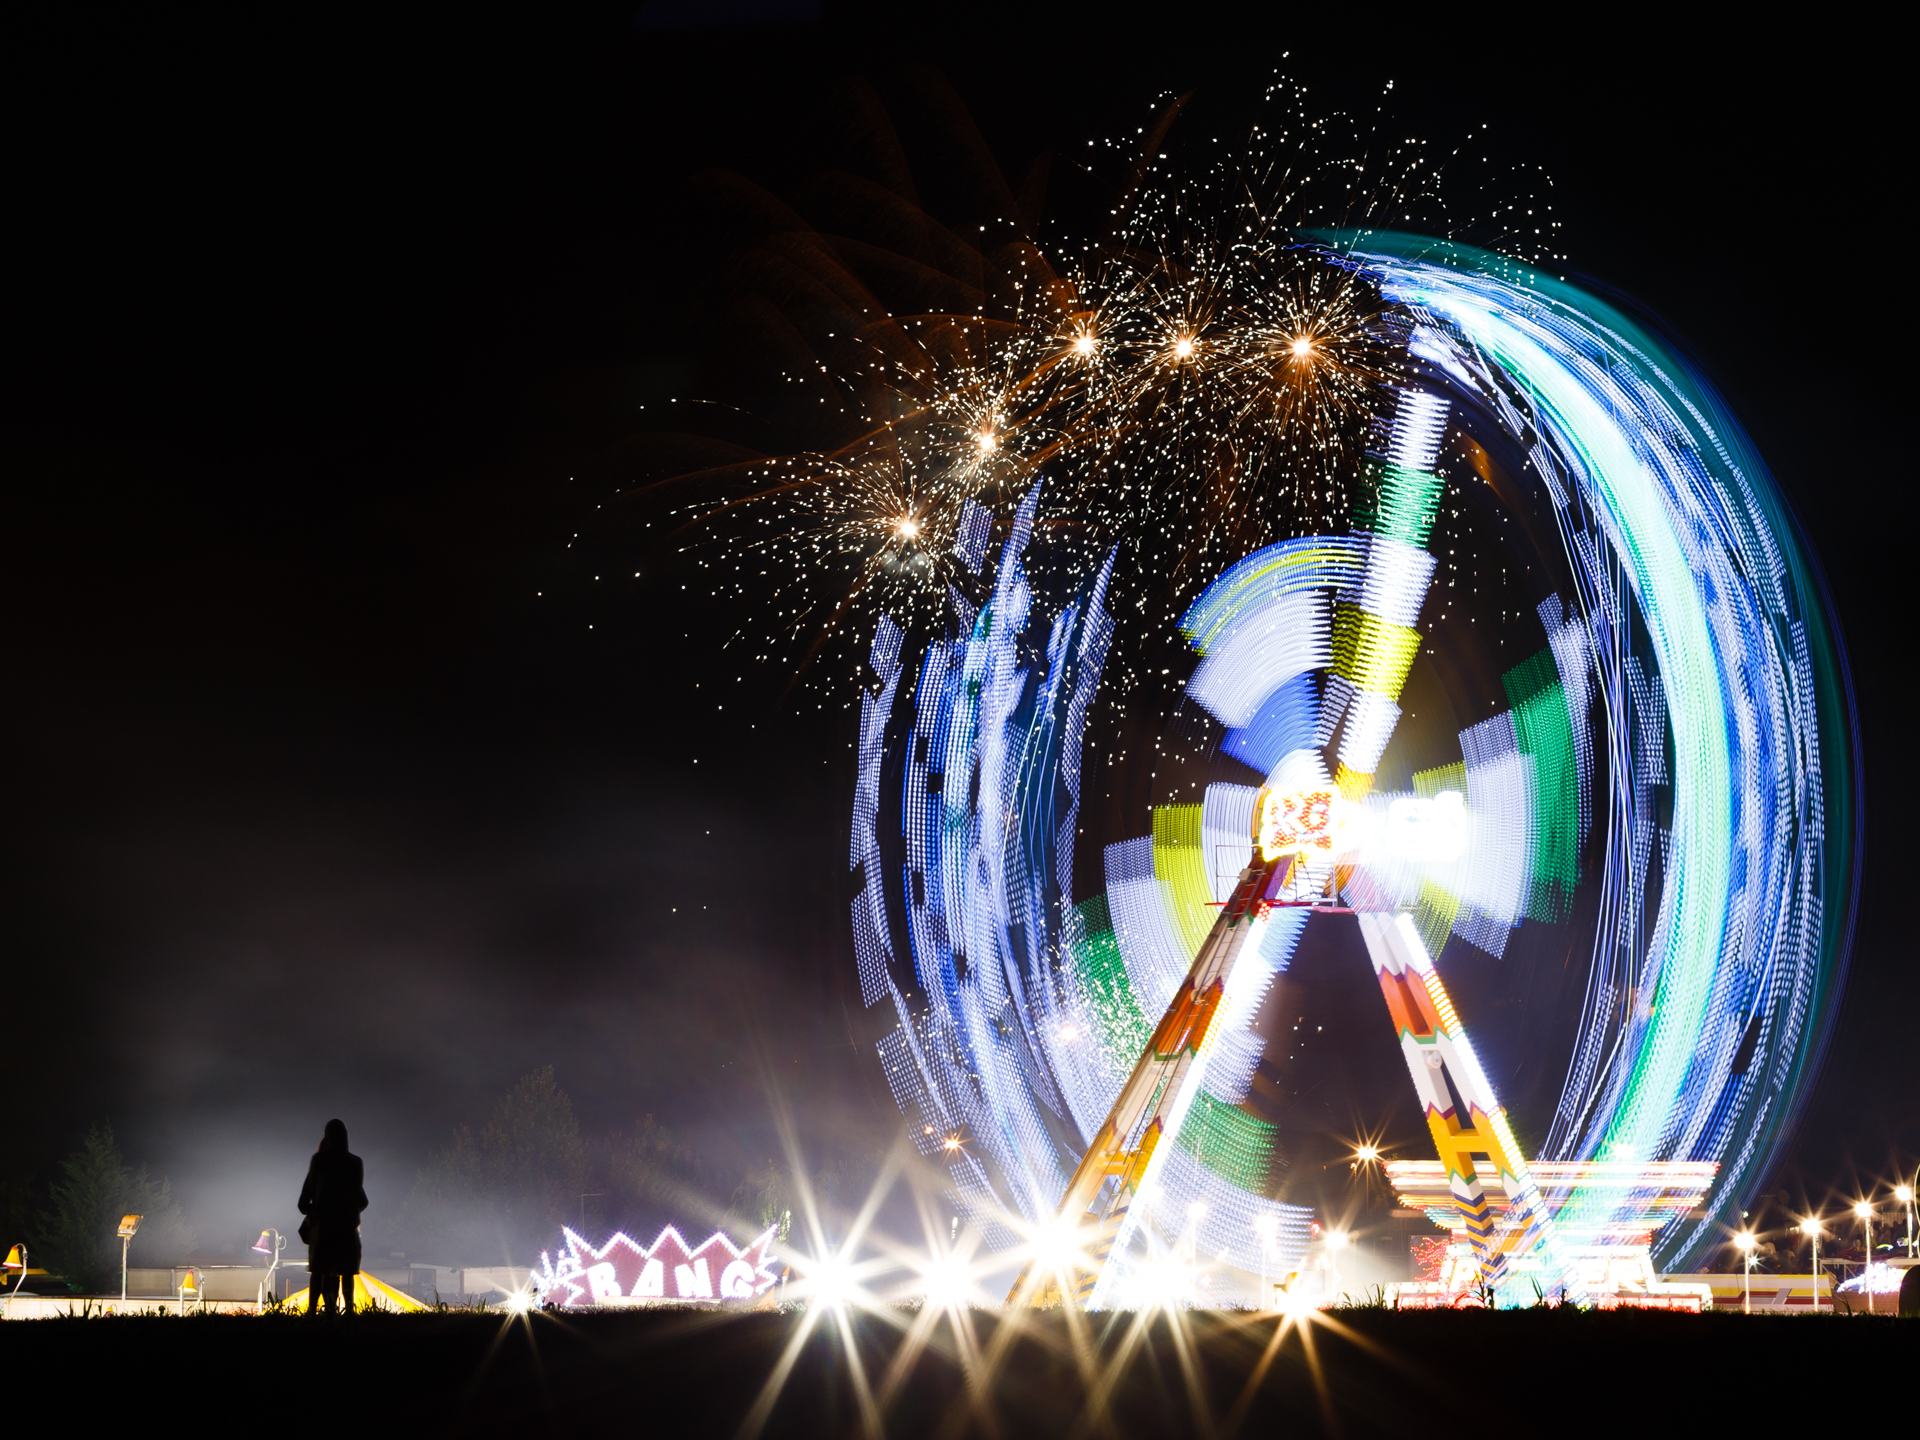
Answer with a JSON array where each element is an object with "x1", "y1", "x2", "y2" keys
[{"x1": 2, "y1": 1305, "x2": 1908, "y2": 1435}]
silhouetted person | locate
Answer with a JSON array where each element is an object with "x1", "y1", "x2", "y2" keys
[{"x1": 298, "y1": 1118, "x2": 367, "y2": 1316}]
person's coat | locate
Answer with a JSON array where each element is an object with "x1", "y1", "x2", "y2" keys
[{"x1": 298, "y1": 1146, "x2": 368, "y2": 1276}]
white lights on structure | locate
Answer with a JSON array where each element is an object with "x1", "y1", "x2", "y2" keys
[
  {"x1": 1384, "y1": 791, "x2": 1469, "y2": 862},
  {"x1": 532, "y1": 1224, "x2": 779, "y2": 1307}
]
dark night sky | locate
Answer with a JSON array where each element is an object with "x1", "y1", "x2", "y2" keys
[{"x1": 3, "y1": 5, "x2": 1907, "y2": 1259}]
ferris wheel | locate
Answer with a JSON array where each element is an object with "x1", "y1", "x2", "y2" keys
[{"x1": 849, "y1": 236, "x2": 1856, "y2": 1308}]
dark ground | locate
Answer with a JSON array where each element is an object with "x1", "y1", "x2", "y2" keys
[{"x1": 3, "y1": 1308, "x2": 1910, "y2": 1435}]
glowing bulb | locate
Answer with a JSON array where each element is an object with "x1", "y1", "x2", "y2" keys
[
  {"x1": 1026, "y1": 1217, "x2": 1083, "y2": 1273},
  {"x1": 1172, "y1": 336, "x2": 1195, "y2": 359},
  {"x1": 505, "y1": 1288, "x2": 534, "y2": 1314},
  {"x1": 1073, "y1": 335, "x2": 1096, "y2": 356},
  {"x1": 1799, "y1": 1217, "x2": 1822, "y2": 1236},
  {"x1": 1733, "y1": 1231, "x2": 1756, "y2": 1252},
  {"x1": 1355, "y1": 1145, "x2": 1379, "y2": 1162},
  {"x1": 943, "y1": 1135, "x2": 962, "y2": 1152},
  {"x1": 1854, "y1": 1202, "x2": 1872, "y2": 1219},
  {"x1": 1898, "y1": 1186, "x2": 1914, "y2": 1203},
  {"x1": 1326, "y1": 1231, "x2": 1349, "y2": 1250},
  {"x1": 807, "y1": 1251, "x2": 856, "y2": 1310},
  {"x1": 1290, "y1": 336, "x2": 1312, "y2": 357},
  {"x1": 918, "y1": 1253, "x2": 968, "y2": 1308}
]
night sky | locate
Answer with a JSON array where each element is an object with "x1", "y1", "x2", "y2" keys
[{"x1": 4, "y1": 6, "x2": 1906, "y2": 1262}]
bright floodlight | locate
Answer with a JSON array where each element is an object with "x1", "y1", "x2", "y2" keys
[
  {"x1": 118, "y1": 1215, "x2": 142, "y2": 1239},
  {"x1": 1326, "y1": 1231, "x2": 1349, "y2": 1250},
  {"x1": 1172, "y1": 336, "x2": 1195, "y2": 358},
  {"x1": 1899, "y1": 1186, "x2": 1915, "y2": 1203},
  {"x1": 1853, "y1": 1201, "x2": 1872, "y2": 1218},
  {"x1": 1799, "y1": 1216, "x2": 1822, "y2": 1236},
  {"x1": 807, "y1": 1251, "x2": 856, "y2": 1310},
  {"x1": 1733, "y1": 1231, "x2": 1756, "y2": 1252},
  {"x1": 942, "y1": 1135, "x2": 962, "y2": 1152},
  {"x1": 505, "y1": 1289, "x2": 534, "y2": 1314},
  {"x1": 1027, "y1": 1216, "x2": 1082, "y2": 1273},
  {"x1": 918, "y1": 1254, "x2": 968, "y2": 1308},
  {"x1": 1355, "y1": 1144, "x2": 1379, "y2": 1162},
  {"x1": 251, "y1": 1230, "x2": 274, "y2": 1255}
]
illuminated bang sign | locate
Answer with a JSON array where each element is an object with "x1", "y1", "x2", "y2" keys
[{"x1": 532, "y1": 1224, "x2": 779, "y2": 1307}]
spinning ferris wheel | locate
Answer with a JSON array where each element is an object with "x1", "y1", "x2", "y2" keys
[{"x1": 847, "y1": 236, "x2": 1856, "y2": 1309}]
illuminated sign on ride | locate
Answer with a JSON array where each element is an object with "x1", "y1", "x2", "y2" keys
[
  {"x1": 1253, "y1": 784, "x2": 1469, "y2": 866},
  {"x1": 1253, "y1": 786, "x2": 1345, "y2": 860},
  {"x1": 532, "y1": 1224, "x2": 779, "y2": 1307}
]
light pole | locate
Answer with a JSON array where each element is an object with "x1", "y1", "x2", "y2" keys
[
  {"x1": 116, "y1": 1214, "x2": 143, "y2": 1305},
  {"x1": 1733, "y1": 1231, "x2": 1757, "y2": 1315},
  {"x1": 252, "y1": 1229, "x2": 285, "y2": 1305},
  {"x1": 1799, "y1": 1216, "x2": 1823, "y2": 1311},
  {"x1": 1897, "y1": 1183, "x2": 1916, "y2": 1259},
  {"x1": 1852, "y1": 1202, "x2": 1874, "y2": 1314}
]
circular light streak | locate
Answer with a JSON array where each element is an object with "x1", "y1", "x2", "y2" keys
[{"x1": 847, "y1": 232, "x2": 1858, "y2": 1298}]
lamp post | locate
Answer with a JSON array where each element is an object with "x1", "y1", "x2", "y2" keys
[
  {"x1": 251, "y1": 1229, "x2": 285, "y2": 1305},
  {"x1": 116, "y1": 1215, "x2": 143, "y2": 1304},
  {"x1": 1897, "y1": 1183, "x2": 1916, "y2": 1260},
  {"x1": 1799, "y1": 1216, "x2": 1823, "y2": 1311},
  {"x1": 1733, "y1": 1231, "x2": 1757, "y2": 1315},
  {"x1": 1852, "y1": 1202, "x2": 1874, "y2": 1314}
]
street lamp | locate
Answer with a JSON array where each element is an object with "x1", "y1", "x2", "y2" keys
[
  {"x1": 251, "y1": 1229, "x2": 286, "y2": 1305},
  {"x1": 1799, "y1": 1216, "x2": 1823, "y2": 1311},
  {"x1": 116, "y1": 1215, "x2": 142, "y2": 1304},
  {"x1": 1733, "y1": 1231, "x2": 1757, "y2": 1315},
  {"x1": 1852, "y1": 1202, "x2": 1874, "y2": 1314},
  {"x1": 1897, "y1": 1183, "x2": 1916, "y2": 1259}
]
